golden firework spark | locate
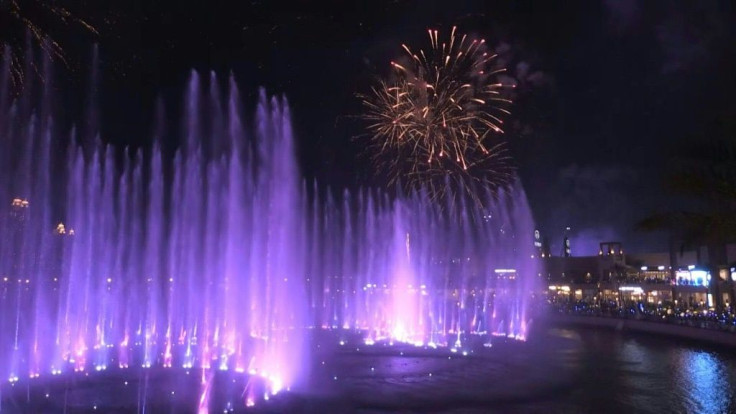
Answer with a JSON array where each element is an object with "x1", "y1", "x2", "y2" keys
[
  {"x1": 361, "y1": 26, "x2": 515, "y2": 206},
  {"x1": 0, "y1": 0, "x2": 97, "y2": 90}
]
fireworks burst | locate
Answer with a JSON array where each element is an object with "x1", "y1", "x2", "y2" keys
[
  {"x1": 361, "y1": 26, "x2": 515, "y2": 206},
  {"x1": 0, "y1": 0, "x2": 96, "y2": 90}
]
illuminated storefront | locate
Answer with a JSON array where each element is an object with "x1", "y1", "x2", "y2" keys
[
  {"x1": 618, "y1": 286, "x2": 645, "y2": 302},
  {"x1": 675, "y1": 267, "x2": 710, "y2": 287}
]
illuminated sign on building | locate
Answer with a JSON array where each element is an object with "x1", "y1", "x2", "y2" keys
[
  {"x1": 494, "y1": 268, "x2": 517, "y2": 280},
  {"x1": 675, "y1": 268, "x2": 710, "y2": 287},
  {"x1": 619, "y1": 286, "x2": 644, "y2": 294}
]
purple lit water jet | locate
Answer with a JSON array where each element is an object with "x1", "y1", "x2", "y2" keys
[{"x1": 0, "y1": 57, "x2": 539, "y2": 412}]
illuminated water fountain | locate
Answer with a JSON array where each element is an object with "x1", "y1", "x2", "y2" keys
[
  {"x1": 0, "y1": 67, "x2": 308, "y2": 410},
  {"x1": 0, "y1": 58, "x2": 539, "y2": 412},
  {"x1": 307, "y1": 184, "x2": 539, "y2": 347}
]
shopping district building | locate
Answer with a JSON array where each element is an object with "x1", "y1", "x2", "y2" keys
[{"x1": 541, "y1": 239, "x2": 736, "y2": 311}]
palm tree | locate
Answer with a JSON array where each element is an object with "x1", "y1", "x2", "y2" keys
[{"x1": 639, "y1": 111, "x2": 736, "y2": 308}]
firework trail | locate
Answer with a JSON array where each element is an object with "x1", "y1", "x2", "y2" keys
[{"x1": 0, "y1": 0, "x2": 96, "y2": 90}]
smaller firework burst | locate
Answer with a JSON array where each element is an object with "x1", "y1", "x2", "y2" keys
[
  {"x1": 0, "y1": 0, "x2": 97, "y2": 90},
  {"x1": 361, "y1": 26, "x2": 515, "y2": 206}
]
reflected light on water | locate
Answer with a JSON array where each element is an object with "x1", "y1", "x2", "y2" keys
[{"x1": 680, "y1": 350, "x2": 731, "y2": 413}]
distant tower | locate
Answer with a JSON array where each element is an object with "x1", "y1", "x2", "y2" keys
[
  {"x1": 541, "y1": 236, "x2": 551, "y2": 258},
  {"x1": 533, "y1": 229, "x2": 542, "y2": 255},
  {"x1": 562, "y1": 226, "x2": 571, "y2": 257},
  {"x1": 535, "y1": 230, "x2": 552, "y2": 258}
]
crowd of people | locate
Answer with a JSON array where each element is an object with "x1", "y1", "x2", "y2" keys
[{"x1": 550, "y1": 299, "x2": 736, "y2": 333}]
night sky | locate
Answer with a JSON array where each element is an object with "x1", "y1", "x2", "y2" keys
[{"x1": 44, "y1": 0, "x2": 736, "y2": 254}]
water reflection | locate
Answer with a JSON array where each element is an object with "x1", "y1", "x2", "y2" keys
[
  {"x1": 546, "y1": 328, "x2": 736, "y2": 414},
  {"x1": 676, "y1": 349, "x2": 733, "y2": 413}
]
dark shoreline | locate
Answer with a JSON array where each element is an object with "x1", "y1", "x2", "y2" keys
[{"x1": 547, "y1": 313, "x2": 736, "y2": 347}]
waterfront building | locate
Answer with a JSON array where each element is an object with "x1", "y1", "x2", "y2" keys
[{"x1": 541, "y1": 241, "x2": 736, "y2": 311}]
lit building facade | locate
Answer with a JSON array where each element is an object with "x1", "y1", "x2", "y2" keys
[{"x1": 541, "y1": 241, "x2": 731, "y2": 311}]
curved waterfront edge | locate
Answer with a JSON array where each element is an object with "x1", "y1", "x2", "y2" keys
[{"x1": 546, "y1": 312, "x2": 736, "y2": 347}]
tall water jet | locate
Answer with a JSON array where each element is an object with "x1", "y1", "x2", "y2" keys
[
  {"x1": 308, "y1": 183, "x2": 538, "y2": 346},
  {"x1": 0, "y1": 68, "x2": 311, "y2": 410},
  {"x1": 0, "y1": 55, "x2": 540, "y2": 412}
]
